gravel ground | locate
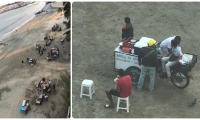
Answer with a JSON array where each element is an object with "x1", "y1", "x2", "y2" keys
[{"x1": 72, "y1": 2, "x2": 200, "y2": 118}]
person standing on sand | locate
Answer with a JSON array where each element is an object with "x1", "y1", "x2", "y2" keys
[
  {"x1": 53, "y1": 84, "x2": 56, "y2": 92},
  {"x1": 22, "y1": 60, "x2": 25, "y2": 66},
  {"x1": 48, "y1": 80, "x2": 51, "y2": 87},
  {"x1": 137, "y1": 39, "x2": 158, "y2": 92},
  {"x1": 62, "y1": 47, "x2": 66, "y2": 53},
  {"x1": 122, "y1": 17, "x2": 134, "y2": 42},
  {"x1": 25, "y1": 100, "x2": 31, "y2": 111}
]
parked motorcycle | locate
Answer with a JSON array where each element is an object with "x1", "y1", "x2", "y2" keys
[{"x1": 125, "y1": 42, "x2": 197, "y2": 89}]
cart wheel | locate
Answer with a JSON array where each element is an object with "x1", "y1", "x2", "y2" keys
[
  {"x1": 171, "y1": 71, "x2": 190, "y2": 89},
  {"x1": 125, "y1": 67, "x2": 141, "y2": 85}
]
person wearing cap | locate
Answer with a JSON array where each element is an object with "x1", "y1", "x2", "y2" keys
[
  {"x1": 160, "y1": 36, "x2": 181, "y2": 56},
  {"x1": 160, "y1": 39, "x2": 183, "y2": 78},
  {"x1": 137, "y1": 39, "x2": 158, "y2": 92},
  {"x1": 122, "y1": 17, "x2": 134, "y2": 41}
]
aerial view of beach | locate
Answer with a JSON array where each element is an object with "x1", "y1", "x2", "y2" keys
[{"x1": 0, "y1": 1, "x2": 70, "y2": 118}]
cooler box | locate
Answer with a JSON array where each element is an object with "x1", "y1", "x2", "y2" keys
[
  {"x1": 134, "y1": 42, "x2": 148, "y2": 55},
  {"x1": 22, "y1": 100, "x2": 26, "y2": 106},
  {"x1": 139, "y1": 37, "x2": 154, "y2": 43},
  {"x1": 179, "y1": 53, "x2": 194, "y2": 64},
  {"x1": 134, "y1": 37, "x2": 154, "y2": 55},
  {"x1": 20, "y1": 106, "x2": 25, "y2": 111},
  {"x1": 184, "y1": 54, "x2": 193, "y2": 63}
]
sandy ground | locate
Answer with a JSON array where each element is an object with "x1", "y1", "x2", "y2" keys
[
  {"x1": 72, "y1": 2, "x2": 200, "y2": 118},
  {"x1": 0, "y1": 6, "x2": 70, "y2": 118}
]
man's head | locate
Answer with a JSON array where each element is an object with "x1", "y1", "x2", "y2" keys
[
  {"x1": 118, "y1": 69, "x2": 125, "y2": 77},
  {"x1": 147, "y1": 39, "x2": 156, "y2": 47},
  {"x1": 124, "y1": 17, "x2": 130, "y2": 24},
  {"x1": 174, "y1": 36, "x2": 181, "y2": 45},
  {"x1": 171, "y1": 39, "x2": 178, "y2": 47}
]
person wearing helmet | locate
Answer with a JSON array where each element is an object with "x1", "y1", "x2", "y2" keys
[
  {"x1": 122, "y1": 17, "x2": 134, "y2": 41},
  {"x1": 160, "y1": 36, "x2": 181, "y2": 56},
  {"x1": 160, "y1": 39, "x2": 183, "y2": 78},
  {"x1": 137, "y1": 39, "x2": 158, "y2": 92}
]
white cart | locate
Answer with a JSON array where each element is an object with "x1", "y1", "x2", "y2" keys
[
  {"x1": 114, "y1": 37, "x2": 154, "y2": 84},
  {"x1": 114, "y1": 45, "x2": 142, "y2": 84},
  {"x1": 114, "y1": 37, "x2": 198, "y2": 88}
]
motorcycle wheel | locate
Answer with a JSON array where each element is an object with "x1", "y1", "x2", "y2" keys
[
  {"x1": 125, "y1": 67, "x2": 141, "y2": 85},
  {"x1": 171, "y1": 71, "x2": 190, "y2": 89}
]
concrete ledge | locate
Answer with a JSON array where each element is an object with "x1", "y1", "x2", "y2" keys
[{"x1": 50, "y1": 2, "x2": 64, "y2": 8}]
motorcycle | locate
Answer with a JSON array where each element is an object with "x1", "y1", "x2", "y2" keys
[{"x1": 125, "y1": 42, "x2": 197, "y2": 89}]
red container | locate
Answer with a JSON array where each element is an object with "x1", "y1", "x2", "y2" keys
[{"x1": 122, "y1": 47, "x2": 131, "y2": 53}]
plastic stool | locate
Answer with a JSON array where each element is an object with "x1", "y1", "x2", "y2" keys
[
  {"x1": 116, "y1": 96, "x2": 130, "y2": 112},
  {"x1": 80, "y1": 79, "x2": 95, "y2": 99}
]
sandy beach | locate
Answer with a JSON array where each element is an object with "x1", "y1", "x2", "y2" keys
[{"x1": 0, "y1": 3, "x2": 70, "y2": 118}]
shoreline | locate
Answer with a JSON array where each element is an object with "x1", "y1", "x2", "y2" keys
[
  {"x1": 2, "y1": 15, "x2": 36, "y2": 39},
  {"x1": 1, "y1": 2, "x2": 46, "y2": 41}
]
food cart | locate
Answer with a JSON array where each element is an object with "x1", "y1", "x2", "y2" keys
[
  {"x1": 114, "y1": 36, "x2": 197, "y2": 88},
  {"x1": 114, "y1": 37, "x2": 153, "y2": 84}
]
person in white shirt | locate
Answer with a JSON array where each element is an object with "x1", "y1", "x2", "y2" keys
[
  {"x1": 25, "y1": 100, "x2": 31, "y2": 111},
  {"x1": 161, "y1": 40, "x2": 183, "y2": 78},
  {"x1": 44, "y1": 94, "x2": 48, "y2": 101},
  {"x1": 160, "y1": 36, "x2": 181, "y2": 56},
  {"x1": 48, "y1": 80, "x2": 51, "y2": 84},
  {"x1": 48, "y1": 87, "x2": 51, "y2": 94}
]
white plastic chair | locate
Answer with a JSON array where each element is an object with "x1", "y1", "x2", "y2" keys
[
  {"x1": 80, "y1": 79, "x2": 95, "y2": 99},
  {"x1": 116, "y1": 96, "x2": 130, "y2": 112}
]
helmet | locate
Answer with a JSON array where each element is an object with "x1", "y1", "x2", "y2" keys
[{"x1": 147, "y1": 39, "x2": 156, "y2": 46}]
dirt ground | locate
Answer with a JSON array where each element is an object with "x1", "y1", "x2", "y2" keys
[
  {"x1": 0, "y1": 6, "x2": 70, "y2": 118},
  {"x1": 72, "y1": 2, "x2": 200, "y2": 118}
]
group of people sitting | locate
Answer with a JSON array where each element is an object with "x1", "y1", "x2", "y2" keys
[
  {"x1": 36, "y1": 78, "x2": 52, "y2": 105},
  {"x1": 45, "y1": 40, "x2": 51, "y2": 46},
  {"x1": 38, "y1": 78, "x2": 51, "y2": 92},
  {"x1": 20, "y1": 100, "x2": 31, "y2": 114},
  {"x1": 44, "y1": 35, "x2": 54, "y2": 46},
  {"x1": 36, "y1": 44, "x2": 46, "y2": 56},
  {"x1": 52, "y1": 23, "x2": 62, "y2": 32},
  {"x1": 46, "y1": 48, "x2": 59, "y2": 61},
  {"x1": 36, "y1": 44, "x2": 41, "y2": 50},
  {"x1": 27, "y1": 58, "x2": 36, "y2": 65},
  {"x1": 44, "y1": 35, "x2": 53, "y2": 41},
  {"x1": 35, "y1": 93, "x2": 49, "y2": 105},
  {"x1": 44, "y1": 33, "x2": 55, "y2": 47}
]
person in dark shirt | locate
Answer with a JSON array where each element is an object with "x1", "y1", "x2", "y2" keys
[
  {"x1": 136, "y1": 39, "x2": 158, "y2": 92},
  {"x1": 22, "y1": 60, "x2": 25, "y2": 66},
  {"x1": 122, "y1": 17, "x2": 134, "y2": 41},
  {"x1": 53, "y1": 84, "x2": 56, "y2": 92}
]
